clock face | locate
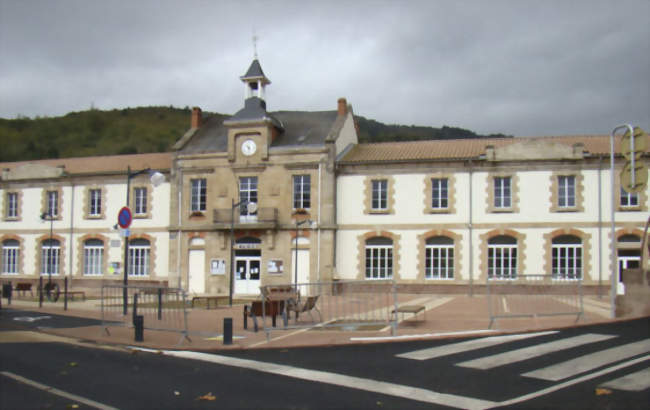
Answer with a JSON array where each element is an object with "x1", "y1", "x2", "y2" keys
[{"x1": 242, "y1": 139, "x2": 257, "y2": 156}]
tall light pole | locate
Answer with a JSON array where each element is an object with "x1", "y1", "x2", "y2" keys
[
  {"x1": 122, "y1": 166, "x2": 165, "y2": 315},
  {"x1": 40, "y1": 211, "x2": 56, "y2": 299},
  {"x1": 294, "y1": 219, "x2": 313, "y2": 288}
]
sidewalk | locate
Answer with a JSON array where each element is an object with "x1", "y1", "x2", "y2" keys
[{"x1": 2, "y1": 294, "x2": 616, "y2": 351}]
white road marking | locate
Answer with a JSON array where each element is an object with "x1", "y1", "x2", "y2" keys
[
  {"x1": 1, "y1": 371, "x2": 119, "y2": 410},
  {"x1": 13, "y1": 316, "x2": 52, "y2": 322},
  {"x1": 396, "y1": 331, "x2": 557, "y2": 361},
  {"x1": 163, "y1": 350, "x2": 497, "y2": 410},
  {"x1": 600, "y1": 367, "x2": 650, "y2": 391},
  {"x1": 457, "y1": 333, "x2": 616, "y2": 370},
  {"x1": 352, "y1": 329, "x2": 496, "y2": 342},
  {"x1": 522, "y1": 339, "x2": 650, "y2": 381}
]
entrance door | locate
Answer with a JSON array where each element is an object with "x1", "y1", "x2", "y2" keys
[
  {"x1": 617, "y1": 251, "x2": 641, "y2": 295},
  {"x1": 235, "y1": 255, "x2": 261, "y2": 295},
  {"x1": 188, "y1": 249, "x2": 205, "y2": 294}
]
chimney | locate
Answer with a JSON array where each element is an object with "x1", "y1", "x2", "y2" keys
[
  {"x1": 191, "y1": 107, "x2": 202, "y2": 128},
  {"x1": 337, "y1": 98, "x2": 347, "y2": 116}
]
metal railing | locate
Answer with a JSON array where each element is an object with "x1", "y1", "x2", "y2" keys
[
  {"x1": 101, "y1": 284, "x2": 190, "y2": 345},
  {"x1": 213, "y1": 207, "x2": 278, "y2": 225},
  {"x1": 486, "y1": 274, "x2": 583, "y2": 328},
  {"x1": 257, "y1": 280, "x2": 398, "y2": 338}
]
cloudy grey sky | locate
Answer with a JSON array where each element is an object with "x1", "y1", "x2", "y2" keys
[{"x1": 1, "y1": 0, "x2": 648, "y2": 137}]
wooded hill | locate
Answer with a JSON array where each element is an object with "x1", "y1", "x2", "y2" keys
[{"x1": 0, "y1": 106, "x2": 510, "y2": 162}]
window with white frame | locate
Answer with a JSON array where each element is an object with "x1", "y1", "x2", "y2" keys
[
  {"x1": 41, "y1": 239, "x2": 60, "y2": 276},
  {"x1": 487, "y1": 235, "x2": 517, "y2": 279},
  {"x1": 425, "y1": 236, "x2": 454, "y2": 279},
  {"x1": 620, "y1": 187, "x2": 639, "y2": 208},
  {"x1": 46, "y1": 191, "x2": 58, "y2": 217},
  {"x1": 431, "y1": 178, "x2": 448, "y2": 209},
  {"x1": 134, "y1": 187, "x2": 148, "y2": 215},
  {"x1": 552, "y1": 235, "x2": 582, "y2": 280},
  {"x1": 190, "y1": 179, "x2": 206, "y2": 212},
  {"x1": 558, "y1": 176, "x2": 576, "y2": 208},
  {"x1": 2, "y1": 239, "x2": 19, "y2": 274},
  {"x1": 89, "y1": 189, "x2": 101, "y2": 216},
  {"x1": 371, "y1": 179, "x2": 388, "y2": 211},
  {"x1": 365, "y1": 237, "x2": 393, "y2": 279},
  {"x1": 83, "y1": 239, "x2": 104, "y2": 276},
  {"x1": 494, "y1": 177, "x2": 511, "y2": 208},
  {"x1": 293, "y1": 175, "x2": 311, "y2": 210},
  {"x1": 6, "y1": 192, "x2": 18, "y2": 218},
  {"x1": 128, "y1": 238, "x2": 150, "y2": 277},
  {"x1": 239, "y1": 177, "x2": 258, "y2": 220}
]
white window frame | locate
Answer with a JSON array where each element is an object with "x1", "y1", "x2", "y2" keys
[
  {"x1": 425, "y1": 243, "x2": 454, "y2": 279},
  {"x1": 558, "y1": 175, "x2": 576, "y2": 208},
  {"x1": 47, "y1": 191, "x2": 58, "y2": 217},
  {"x1": 488, "y1": 241, "x2": 517, "y2": 280},
  {"x1": 620, "y1": 188, "x2": 639, "y2": 208},
  {"x1": 7, "y1": 192, "x2": 18, "y2": 218},
  {"x1": 365, "y1": 242, "x2": 393, "y2": 279},
  {"x1": 431, "y1": 178, "x2": 448, "y2": 209},
  {"x1": 89, "y1": 189, "x2": 102, "y2": 216},
  {"x1": 239, "y1": 177, "x2": 258, "y2": 221},
  {"x1": 552, "y1": 243, "x2": 582, "y2": 280},
  {"x1": 134, "y1": 187, "x2": 147, "y2": 215},
  {"x1": 83, "y1": 239, "x2": 104, "y2": 276},
  {"x1": 128, "y1": 240, "x2": 150, "y2": 277},
  {"x1": 371, "y1": 179, "x2": 388, "y2": 211},
  {"x1": 2, "y1": 240, "x2": 19, "y2": 274},
  {"x1": 190, "y1": 179, "x2": 206, "y2": 212},
  {"x1": 293, "y1": 175, "x2": 311, "y2": 210},
  {"x1": 494, "y1": 177, "x2": 511, "y2": 209},
  {"x1": 41, "y1": 239, "x2": 60, "y2": 276}
]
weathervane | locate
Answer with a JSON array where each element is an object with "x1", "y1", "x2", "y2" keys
[{"x1": 252, "y1": 30, "x2": 258, "y2": 59}]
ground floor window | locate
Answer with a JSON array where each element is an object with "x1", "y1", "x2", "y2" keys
[
  {"x1": 2, "y1": 239, "x2": 19, "y2": 274},
  {"x1": 425, "y1": 236, "x2": 454, "y2": 279},
  {"x1": 129, "y1": 239, "x2": 150, "y2": 277},
  {"x1": 552, "y1": 235, "x2": 582, "y2": 280},
  {"x1": 365, "y1": 237, "x2": 393, "y2": 279},
  {"x1": 41, "y1": 239, "x2": 60, "y2": 276},
  {"x1": 488, "y1": 235, "x2": 517, "y2": 279},
  {"x1": 83, "y1": 239, "x2": 104, "y2": 276}
]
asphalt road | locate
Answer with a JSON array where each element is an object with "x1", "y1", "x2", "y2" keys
[{"x1": 1, "y1": 308, "x2": 648, "y2": 409}]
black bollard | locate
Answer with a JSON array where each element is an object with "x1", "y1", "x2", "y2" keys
[
  {"x1": 157, "y1": 288, "x2": 163, "y2": 321},
  {"x1": 223, "y1": 317, "x2": 233, "y2": 345},
  {"x1": 134, "y1": 315, "x2": 144, "y2": 342}
]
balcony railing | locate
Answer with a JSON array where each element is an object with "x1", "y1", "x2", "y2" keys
[{"x1": 213, "y1": 207, "x2": 278, "y2": 227}]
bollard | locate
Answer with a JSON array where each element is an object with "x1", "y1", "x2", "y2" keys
[
  {"x1": 2, "y1": 283, "x2": 12, "y2": 306},
  {"x1": 132, "y1": 293, "x2": 139, "y2": 325},
  {"x1": 223, "y1": 317, "x2": 233, "y2": 345},
  {"x1": 157, "y1": 288, "x2": 163, "y2": 321},
  {"x1": 134, "y1": 315, "x2": 144, "y2": 342}
]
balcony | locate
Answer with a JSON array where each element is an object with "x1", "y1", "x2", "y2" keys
[{"x1": 213, "y1": 207, "x2": 278, "y2": 230}]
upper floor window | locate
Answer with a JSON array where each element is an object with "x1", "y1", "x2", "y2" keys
[
  {"x1": 425, "y1": 236, "x2": 454, "y2": 279},
  {"x1": 494, "y1": 177, "x2": 511, "y2": 209},
  {"x1": 83, "y1": 238, "x2": 103, "y2": 276},
  {"x1": 488, "y1": 235, "x2": 517, "y2": 280},
  {"x1": 371, "y1": 179, "x2": 388, "y2": 211},
  {"x1": 620, "y1": 188, "x2": 639, "y2": 208},
  {"x1": 190, "y1": 179, "x2": 206, "y2": 212},
  {"x1": 46, "y1": 191, "x2": 58, "y2": 217},
  {"x1": 129, "y1": 238, "x2": 150, "y2": 277},
  {"x1": 558, "y1": 175, "x2": 576, "y2": 208},
  {"x1": 431, "y1": 178, "x2": 448, "y2": 209},
  {"x1": 6, "y1": 192, "x2": 18, "y2": 219},
  {"x1": 552, "y1": 235, "x2": 582, "y2": 280},
  {"x1": 134, "y1": 187, "x2": 148, "y2": 215},
  {"x1": 365, "y1": 237, "x2": 393, "y2": 279},
  {"x1": 293, "y1": 175, "x2": 311, "y2": 210},
  {"x1": 239, "y1": 176, "x2": 258, "y2": 222},
  {"x1": 89, "y1": 189, "x2": 102, "y2": 216},
  {"x1": 2, "y1": 239, "x2": 19, "y2": 274},
  {"x1": 41, "y1": 238, "x2": 60, "y2": 276}
]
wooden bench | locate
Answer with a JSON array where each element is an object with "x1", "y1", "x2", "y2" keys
[
  {"x1": 244, "y1": 300, "x2": 286, "y2": 332},
  {"x1": 392, "y1": 305, "x2": 426, "y2": 322},
  {"x1": 14, "y1": 283, "x2": 33, "y2": 297},
  {"x1": 191, "y1": 296, "x2": 220, "y2": 309}
]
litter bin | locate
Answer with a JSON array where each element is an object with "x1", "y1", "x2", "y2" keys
[{"x1": 2, "y1": 284, "x2": 12, "y2": 299}]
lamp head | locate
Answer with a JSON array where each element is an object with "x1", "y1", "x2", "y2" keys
[{"x1": 149, "y1": 171, "x2": 165, "y2": 187}]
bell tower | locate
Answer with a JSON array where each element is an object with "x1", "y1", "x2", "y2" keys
[{"x1": 241, "y1": 58, "x2": 270, "y2": 102}]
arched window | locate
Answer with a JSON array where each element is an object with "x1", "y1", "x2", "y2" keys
[
  {"x1": 365, "y1": 237, "x2": 393, "y2": 279},
  {"x1": 425, "y1": 236, "x2": 454, "y2": 279},
  {"x1": 552, "y1": 235, "x2": 582, "y2": 280},
  {"x1": 84, "y1": 238, "x2": 104, "y2": 276},
  {"x1": 129, "y1": 238, "x2": 150, "y2": 277},
  {"x1": 2, "y1": 239, "x2": 19, "y2": 274},
  {"x1": 41, "y1": 238, "x2": 60, "y2": 276},
  {"x1": 488, "y1": 235, "x2": 517, "y2": 279}
]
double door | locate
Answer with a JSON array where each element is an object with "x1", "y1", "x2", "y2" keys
[{"x1": 235, "y1": 254, "x2": 261, "y2": 295}]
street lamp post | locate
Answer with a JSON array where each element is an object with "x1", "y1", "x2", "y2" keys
[
  {"x1": 40, "y1": 211, "x2": 56, "y2": 300},
  {"x1": 294, "y1": 219, "x2": 313, "y2": 288},
  {"x1": 122, "y1": 166, "x2": 165, "y2": 315}
]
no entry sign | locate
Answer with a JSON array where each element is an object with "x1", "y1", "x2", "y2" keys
[{"x1": 117, "y1": 206, "x2": 132, "y2": 229}]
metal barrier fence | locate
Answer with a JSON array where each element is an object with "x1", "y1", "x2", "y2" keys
[
  {"x1": 101, "y1": 284, "x2": 190, "y2": 345},
  {"x1": 486, "y1": 274, "x2": 583, "y2": 328},
  {"x1": 258, "y1": 280, "x2": 398, "y2": 338}
]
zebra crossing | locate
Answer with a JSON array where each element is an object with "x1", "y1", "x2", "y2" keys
[{"x1": 397, "y1": 329, "x2": 650, "y2": 393}]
